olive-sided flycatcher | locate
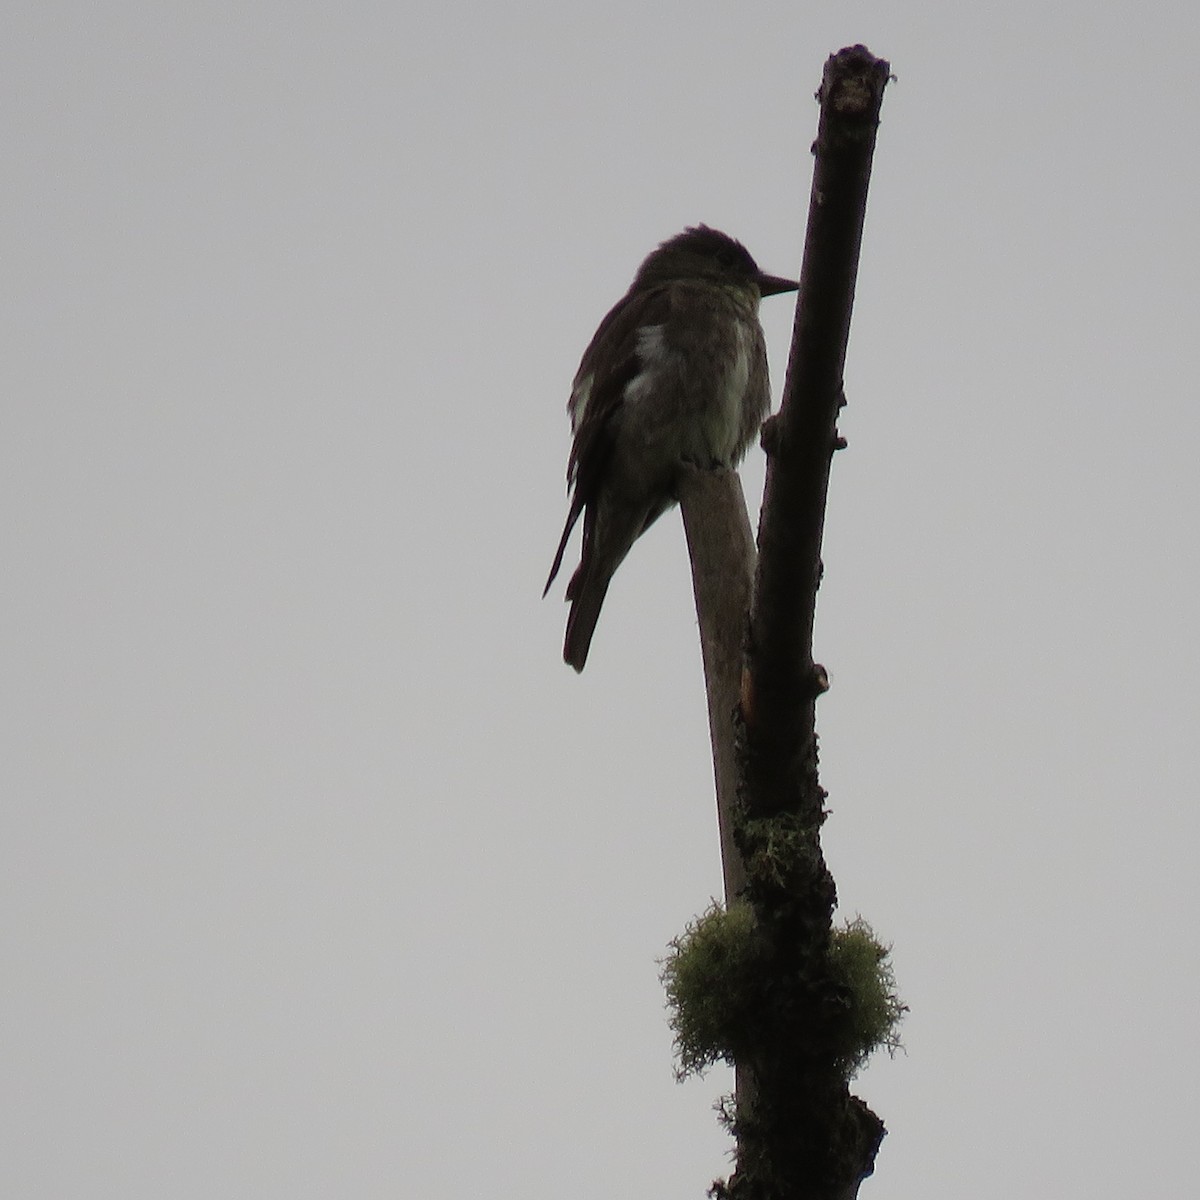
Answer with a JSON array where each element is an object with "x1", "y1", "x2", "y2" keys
[{"x1": 544, "y1": 225, "x2": 798, "y2": 671}]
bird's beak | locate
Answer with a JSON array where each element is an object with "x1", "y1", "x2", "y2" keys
[{"x1": 757, "y1": 271, "x2": 800, "y2": 297}]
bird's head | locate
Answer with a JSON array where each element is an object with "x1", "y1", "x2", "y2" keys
[{"x1": 632, "y1": 225, "x2": 798, "y2": 298}]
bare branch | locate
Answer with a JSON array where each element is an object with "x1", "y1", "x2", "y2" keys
[
  {"x1": 725, "y1": 45, "x2": 893, "y2": 1200},
  {"x1": 744, "y1": 46, "x2": 891, "y2": 813}
]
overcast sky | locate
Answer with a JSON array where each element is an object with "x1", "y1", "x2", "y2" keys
[{"x1": 4, "y1": 3, "x2": 1198, "y2": 1197}]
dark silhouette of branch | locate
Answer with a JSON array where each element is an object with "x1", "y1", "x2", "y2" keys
[
  {"x1": 744, "y1": 45, "x2": 889, "y2": 810},
  {"x1": 668, "y1": 44, "x2": 892, "y2": 1200},
  {"x1": 727, "y1": 46, "x2": 892, "y2": 1200}
]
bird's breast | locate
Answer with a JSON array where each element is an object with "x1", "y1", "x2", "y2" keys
[
  {"x1": 693, "y1": 315, "x2": 757, "y2": 465},
  {"x1": 613, "y1": 312, "x2": 762, "y2": 471},
  {"x1": 716, "y1": 321, "x2": 753, "y2": 426}
]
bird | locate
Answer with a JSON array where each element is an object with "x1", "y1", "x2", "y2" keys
[{"x1": 544, "y1": 225, "x2": 798, "y2": 671}]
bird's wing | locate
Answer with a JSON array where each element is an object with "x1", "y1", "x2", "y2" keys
[{"x1": 544, "y1": 284, "x2": 674, "y2": 595}]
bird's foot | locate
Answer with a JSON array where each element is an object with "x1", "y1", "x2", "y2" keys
[{"x1": 760, "y1": 414, "x2": 782, "y2": 455}]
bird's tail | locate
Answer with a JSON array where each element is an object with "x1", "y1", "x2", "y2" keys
[{"x1": 563, "y1": 561, "x2": 612, "y2": 673}]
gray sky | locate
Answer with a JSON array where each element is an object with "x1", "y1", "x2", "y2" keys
[{"x1": 4, "y1": 2, "x2": 1198, "y2": 1197}]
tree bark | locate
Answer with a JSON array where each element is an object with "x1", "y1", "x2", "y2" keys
[
  {"x1": 729, "y1": 46, "x2": 892, "y2": 1200},
  {"x1": 742, "y1": 45, "x2": 890, "y2": 812}
]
